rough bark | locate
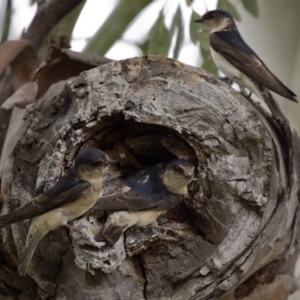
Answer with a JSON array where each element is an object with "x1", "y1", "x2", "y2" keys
[{"x1": 0, "y1": 56, "x2": 299, "y2": 300}]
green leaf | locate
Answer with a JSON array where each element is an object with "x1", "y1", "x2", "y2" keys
[
  {"x1": 170, "y1": 5, "x2": 180, "y2": 35},
  {"x1": 139, "y1": 39, "x2": 149, "y2": 55},
  {"x1": 1, "y1": 0, "x2": 12, "y2": 44},
  {"x1": 84, "y1": 0, "x2": 152, "y2": 55},
  {"x1": 198, "y1": 29, "x2": 210, "y2": 51},
  {"x1": 201, "y1": 47, "x2": 218, "y2": 74},
  {"x1": 38, "y1": 1, "x2": 86, "y2": 57},
  {"x1": 217, "y1": 0, "x2": 241, "y2": 21},
  {"x1": 172, "y1": 7, "x2": 184, "y2": 59},
  {"x1": 241, "y1": 0, "x2": 259, "y2": 17},
  {"x1": 190, "y1": 10, "x2": 201, "y2": 44},
  {"x1": 146, "y1": 13, "x2": 171, "y2": 56}
]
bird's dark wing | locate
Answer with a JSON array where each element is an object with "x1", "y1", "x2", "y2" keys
[
  {"x1": 210, "y1": 31, "x2": 297, "y2": 102},
  {"x1": 95, "y1": 188, "x2": 182, "y2": 212},
  {"x1": 0, "y1": 173, "x2": 91, "y2": 226},
  {"x1": 95, "y1": 168, "x2": 183, "y2": 211}
]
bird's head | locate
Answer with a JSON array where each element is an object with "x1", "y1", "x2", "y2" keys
[
  {"x1": 74, "y1": 148, "x2": 114, "y2": 180},
  {"x1": 162, "y1": 159, "x2": 195, "y2": 194},
  {"x1": 194, "y1": 10, "x2": 236, "y2": 34}
]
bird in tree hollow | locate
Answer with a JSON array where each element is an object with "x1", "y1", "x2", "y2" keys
[
  {"x1": 94, "y1": 159, "x2": 195, "y2": 245},
  {"x1": 0, "y1": 148, "x2": 113, "y2": 276}
]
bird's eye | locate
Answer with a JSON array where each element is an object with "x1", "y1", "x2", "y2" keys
[
  {"x1": 207, "y1": 13, "x2": 215, "y2": 19},
  {"x1": 90, "y1": 161, "x2": 101, "y2": 167},
  {"x1": 173, "y1": 166, "x2": 182, "y2": 173}
]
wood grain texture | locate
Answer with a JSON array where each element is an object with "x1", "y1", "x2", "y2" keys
[{"x1": 0, "y1": 56, "x2": 299, "y2": 300}]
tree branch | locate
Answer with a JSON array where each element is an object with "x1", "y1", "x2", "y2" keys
[{"x1": 22, "y1": 0, "x2": 84, "y2": 50}]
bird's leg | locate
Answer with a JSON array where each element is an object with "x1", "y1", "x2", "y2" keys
[
  {"x1": 220, "y1": 77, "x2": 233, "y2": 87},
  {"x1": 151, "y1": 221, "x2": 178, "y2": 237}
]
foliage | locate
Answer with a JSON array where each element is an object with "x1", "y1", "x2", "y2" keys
[
  {"x1": 0, "y1": 0, "x2": 260, "y2": 154},
  {"x1": 0, "y1": 0, "x2": 259, "y2": 75},
  {"x1": 80, "y1": 0, "x2": 258, "y2": 73}
]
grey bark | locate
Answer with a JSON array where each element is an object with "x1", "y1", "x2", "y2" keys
[{"x1": 0, "y1": 56, "x2": 299, "y2": 300}]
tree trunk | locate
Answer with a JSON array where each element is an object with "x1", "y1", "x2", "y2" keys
[{"x1": 0, "y1": 56, "x2": 299, "y2": 300}]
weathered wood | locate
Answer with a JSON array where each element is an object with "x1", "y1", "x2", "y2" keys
[{"x1": 0, "y1": 56, "x2": 299, "y2": 299}]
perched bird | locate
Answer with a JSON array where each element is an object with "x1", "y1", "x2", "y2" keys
[
  {"x1": 94, "y1": 159, "x2": 195, "y2": 245},
  {"x1": 194, "y1": 10, "x2": 297, "y2": 123},
  {"x1": 0, "y1": 148, "x2": 112, "y2": 276}
]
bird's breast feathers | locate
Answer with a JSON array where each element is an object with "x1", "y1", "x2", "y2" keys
[
  {"x1": 210, "y1": 47, "x2": 262, "y2": 97},
  {"x1": 210, "y1": 47, "x2": 241, "y2": 79},
  {"x1": 87, "y1": 177, "x2": 103, "y2": 191},
  {"x1": 38, "y1": 184, "x2": 101, "y2": 231},
  {"x1": 109, "y1": 210, "x2": 164, "y2": 228},
  {"x1": 133, "y1": 210, "x2": 164, "y2": 227}
]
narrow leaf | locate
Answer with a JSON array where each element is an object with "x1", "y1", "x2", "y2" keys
[
  {"x1": 139, "y1": 40, "x2": 149, "y2": 55},
  {"x1": 35, "y1": 44, "x2": 112, "y2": 99},
  {"x1": 0, "y1": 40, "x2": 38, "y2": 88},
  {"x1": 146, "y1": 13, "x2": 171, "y2": 56},
  {"x1": 172, "y1": 7, "x2": 184, "y2": 59},
  {"x1": 1, "y1": 0, "x2": 12, "y2": 44},
  {"x1": 38, "y1": 1, "x2": 86, "y2": 56},
  {"x1": 0, "y1": 40, "x2": 34, "y2": 77},
  {"x1": 1, "y1": 82, "x2": 38, "y2": 110},
  {"x1": 241, "y1": 0, "x2": 259, "y2": 17},
  {"x1": 198, "y1": 30, "x2": 210, "y2": 51},
  {"x1": 190, "y1": 10, "x2": 201, "y2": 44},
  {"x1": 84, "y1": 0, "x2": 152, "y2": 55},
  {"x1": 201, "y1": 47, "x2": 218, "y2": 74},
  {"x1": 217, "y1": 0, "x2": 241, "y2": 21},
  {"x1": 170, "y1": 5, "x2": 179, "y2": 37}
]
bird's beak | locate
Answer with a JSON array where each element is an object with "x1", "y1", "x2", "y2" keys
[
  {"x1": 194, "y1": 18, "x2": 202, "y2": 23},
  {"x1": 107, "y1": 159, "x2": 116, "y2": 165},
  {"x1": 185, "y1": 173, "x2": 194, "y2": 179}
]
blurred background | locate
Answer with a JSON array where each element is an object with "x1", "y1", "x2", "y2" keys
[{"x1": 2, "y1": 0, "x2": 299, "y2": 130}]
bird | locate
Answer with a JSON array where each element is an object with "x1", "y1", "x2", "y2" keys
[
  {"x1": 93, "y1": 159, "x2": 195, "y2": 245},
  {"x1": 0, "y1": 148, "x2": 113, "y2": 276},
  {"x1": 194, "y1": 10, "x2": 297, "y2": 123}
]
